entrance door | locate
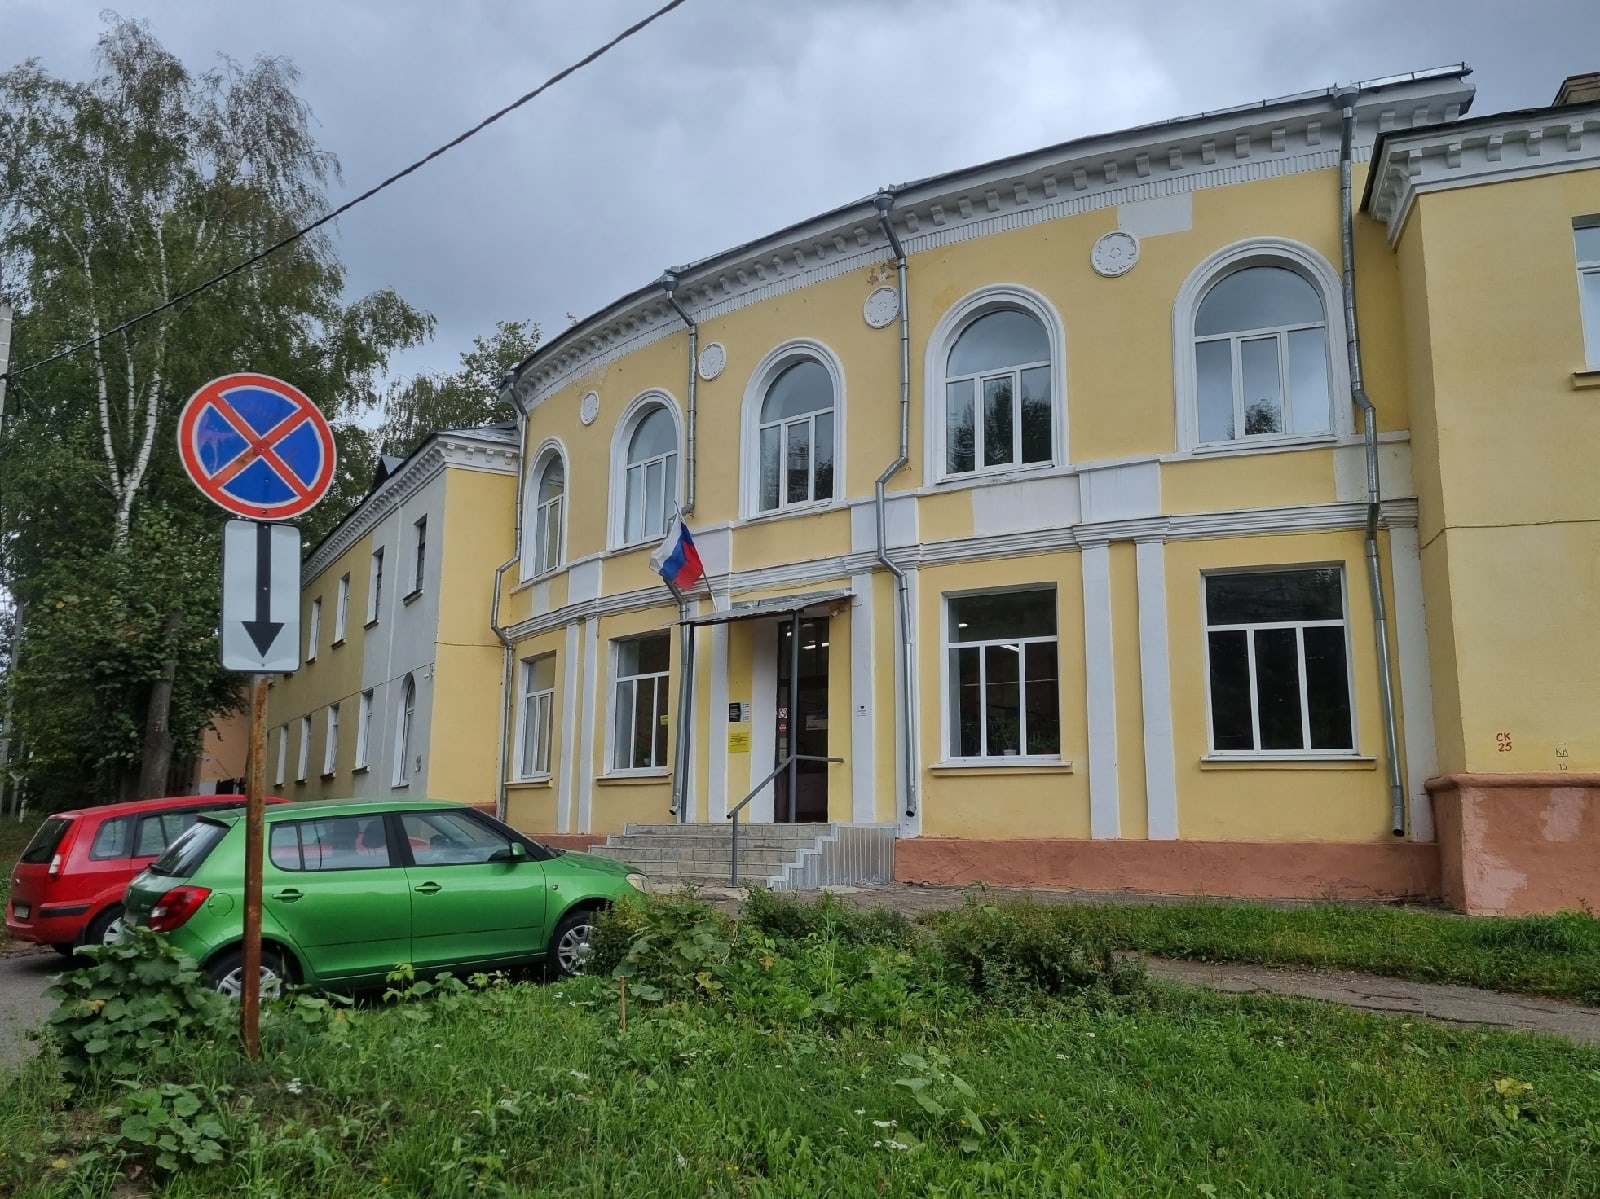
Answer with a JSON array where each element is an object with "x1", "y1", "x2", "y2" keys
[{"x1": 773, "y1": 618, "x2": 829, "y2": 823}]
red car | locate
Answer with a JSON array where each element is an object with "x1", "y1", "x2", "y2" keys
[{"x1": 6, "y1": 794, "x2": 284, "y2": 954}]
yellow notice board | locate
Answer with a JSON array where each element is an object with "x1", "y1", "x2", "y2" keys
[{"x1": 728, "y1": 728, "x2": 752, "y2": 754}]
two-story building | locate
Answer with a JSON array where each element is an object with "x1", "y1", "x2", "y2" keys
[{"x1": 271, "y1": 65, "x2": 1600, "y2": 913}]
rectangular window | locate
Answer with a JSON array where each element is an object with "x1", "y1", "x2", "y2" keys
[
  {"x1": 1204, "y1": 568, "x2": 1354, "y2": 755},
  {"x1": 519, "y1": 654, "x2": 556, "y2": 778},
  {"x1": 355, "y1": 690, "x2": 374, "y2": 769},
  {"x1": 1575, "y1": 218, "x2": 1600, "y2": 369},
  {"x1": 611, "y1": 633, "x2": 670, "y2": 771},
  {"x1": 323, "y1": 703, "x2": 340, "y2": 776},
  {"x1": 335, "y1": 574, "x2": 350, "y2": 642},
  {"x1": 367, "y1": 548, "x2": 385, "y2": 624},
  {"x1": 411, "y1": 516, "x2": 427, "y2": 595},
  {"x1": 306, "y1": 598, "x2": 321, "y2": 661},
  {"x1": 274, "y1": 724, "x2": 288, "y2": 787},
  {"x1": 946, "y1": 589, "x2": 1060, "y2": 760},
  {"x1": 296, "y1": 715, "x2": 312, "y2": 782}
]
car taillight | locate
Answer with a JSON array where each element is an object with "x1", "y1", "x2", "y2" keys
[
  {"x1": 48, "y1": 854, "x2": 62, "y2": 877},
  {"x1": 148, "y1": 886, "x2": 211, "y2": 932}
]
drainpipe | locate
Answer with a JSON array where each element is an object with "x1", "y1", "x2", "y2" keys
[
  {"x1": 873, "y1": 191, "x2": 919, "y2": 820},
  {"x1": 1337, "y1": 88, "x2": 1406, "y2": 837},
  {"x1": 490, "y1": 394, "x2": 529, "y2": 822},
  {"x1": 660, "y1": 273, "x2": 698, "y2": 517}
]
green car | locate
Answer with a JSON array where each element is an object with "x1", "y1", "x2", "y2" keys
[{"x1": 122, "y1": 799, "x2": 645, "y2": 996}]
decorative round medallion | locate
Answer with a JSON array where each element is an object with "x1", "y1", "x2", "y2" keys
[
  {"x1": 579, "y1": 391, "x2": 600, "y2": 426},
  {"x1": 863, "y1": 285, "x2": 901, "y2": 329},
  {"x1": 697, "y1": 342, "x2": 726, "y2": 381},
  {"x1": 1091, "y1": 230, "x2": 1140, "y2": 278}
]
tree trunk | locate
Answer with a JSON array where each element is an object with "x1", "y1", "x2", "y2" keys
[{"x1": 137, "y1": 608, "x2": 183, "y2": 799}]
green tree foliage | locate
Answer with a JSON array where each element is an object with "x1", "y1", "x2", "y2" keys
[
  {"x1": 0, "y1": 16, "x2": 433, "y2": 808},
  {"x1": 376, "y1": 318, "x2": 540, "y2": 458}
]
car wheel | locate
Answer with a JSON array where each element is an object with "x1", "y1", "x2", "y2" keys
[
  {"x1": 81, "y1": 905, "x2": 125, "y2": 951},
  {"x1": 208, "y1": 946, "x2": 290, "y2": 1000},
  {"x1": 549, "y1": 908, "x2": 598, "y2": 977}
]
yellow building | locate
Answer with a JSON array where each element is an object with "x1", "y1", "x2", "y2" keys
[{"x1": 276, "y1": 67, "x2": 1600, "y2": 912}]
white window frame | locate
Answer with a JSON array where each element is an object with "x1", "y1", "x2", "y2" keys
[
  {"x1": 334, "y1": 574, "x2": 350, "y2": 643},
  {"x1": 939, "y1": 586, "x2": 1063, "y2": 765},
  {"x1": 517, "y1": 654, "x2": 556, "y2": 779},
  {"x1": 306, "y1": 597, "x2": 321, "y2": 661},
  {"x1": 296, "y1": 715, "x2": 311, "y2": 783},
  {"x1": 410, "y1": 516, "x2": 427, "y2": 597},
  {"x1": 524, "y1": 441, "x2": 568, "y2": 578},
  {"x1": 1173, "y1": 238, "x2": 1352, "y2": 454},
  {"x1": 1200, "y1": 565, "x2": 1358, "y2": 759},
  {"x1": 367, "y1": 547, "x2": 385, "y2": 625},
  {"x1": 393, "y1": 673, "x2": 416, "y2": 787},
  {"x1": 322, "y1": 703, "x2": 340, "y2": 776},
  {"x1": 1575, "y1": 217, "x2": 1600, "y2": 369},
  {"x1": 354, "y1": 689, "x2": 373, "y2": 770},
  {"x1": 607, "y1": 391, "x2": 684, "y2": 550},
  {"x1": 274, "y1": 723, "x2": 288, "y2": 787},
  {"x1": 924, "y1": 285, "x2": 1067, "y2": 485},
  {"x1": 739, "y1": 339, "x2": 846, "y2": 518},
  {"x1": 607, "y1": 633, "x2": 671, "y2": 775}
]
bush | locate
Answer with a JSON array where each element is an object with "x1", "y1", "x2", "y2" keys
[
  {"x1": 45, "y1": 926, "x2": 235, "y2": 1086},
  {"x1": 925, "y1": 900, "x2": 1144, "y2": 1002}
]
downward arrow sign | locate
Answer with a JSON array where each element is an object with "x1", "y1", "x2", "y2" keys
[{"x1": 242, "y1": 520, "x2": 283, "y2": 656}]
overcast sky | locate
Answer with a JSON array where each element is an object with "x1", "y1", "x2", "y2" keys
[{"x1": 6, "y1": 0, "x2": 1598, "y2": 382}]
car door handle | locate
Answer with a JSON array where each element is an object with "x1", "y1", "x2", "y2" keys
[
  {"x1": 414, "y1": 882, "x2": 441, "y2": 895},
  {"x1": 274, "y1": 888, "x2": 303, "y2": 902}
]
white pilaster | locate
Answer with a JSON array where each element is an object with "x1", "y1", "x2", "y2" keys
[
  {"x1": 577, "y1": 617, "x2": 598, "y2": 833},
  {"x1": 559, "y1": 621, "x2": 580, "y2": 832},
  {"x1": 708, "y1": 622, "x2": 730, "y2": 822},
  {"x1": 1081, "y1": 542, "x2": 1120, "y2": 838},
  {"x1": 1389, "y1": 526, "x2": 1437, "y2": 842},
  {"x1": 1136, "y1": 538, "x2": 1179, "y2": 839},
  {"x1": 850, "y1": 572, "x2": 877, "y2": 824}
]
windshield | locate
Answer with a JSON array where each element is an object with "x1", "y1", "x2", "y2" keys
[
  {"x1": 149, "y1": 818, "x2": 228, "y2": 878},
  {"x1": 19, "y1": 816, "x2": 73, "y2": 865}
]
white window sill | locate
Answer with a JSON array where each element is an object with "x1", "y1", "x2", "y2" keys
[
  {"x1": 1572, "y1": 368, "x2": 1600, "y2": 390},
  {"x1": 352, "y1": 765, "x2": 369, "y2": 775},
  {"x1": 931, "y1": 461, "x2": 1059, "y2": 490},
  {"x1": 319, "y1": 771, "x2": 336, "y2": 781},
  {"x1": 332, "y1": 638, "x2": 346, "y2": 649},
  {"x1": 305, "y1": 655, "x2": 317, "y2": 664},
  {"x1": 931, "y1": 758, "x2": 1073, "y2": 775},
  {"x1": 391, "y1": 780, "x2": 410, "y2": 790},
  {"x1": 1183, "y1": 432, "x2": 1337, "y2": 459},
  {"x1": 402, "y1": 589, "x2": 423, "y2": 606},
  {"x1": 597, "y1": 769, "x2": 670, "y2": 786},
  {"x1": 507, "y1": 773, "x2": 553, "y2": 788},
  {"x1": 1199, "y1": 754, "x2": 1375, "y2": 771},
  {"x1": 740, "y1": 498, "x2": 845, "y2": 526}
]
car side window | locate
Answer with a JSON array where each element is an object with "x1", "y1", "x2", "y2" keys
[
  {"x1": 402, "y1": 811, "x2": 512, "y2": 866},
  {"x1": 134, "y1": 812, "x2": 200, "y2": 858},
  {"x1": 89, "y1": 817, "x2": 134, "y2": 860},
  {"x1": 269, "y1": 815, "x2": 394, "y2": 872}
]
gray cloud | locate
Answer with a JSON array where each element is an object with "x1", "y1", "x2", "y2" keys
[{"x1": 7, "y1": 0, "x2": 1596, "y2": 380}]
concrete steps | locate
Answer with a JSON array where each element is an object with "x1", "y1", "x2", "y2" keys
[{"x1": 588, "y1": 821, "x2": 896, "y2": 889}]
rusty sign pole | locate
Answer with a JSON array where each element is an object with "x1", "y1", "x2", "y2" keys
[{"x1": 241, "y1": 673, "x2": 268, "y2": 1057}]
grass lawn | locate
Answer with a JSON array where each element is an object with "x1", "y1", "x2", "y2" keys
[
  {"x1": 7, "y1": 976, "x2": 1599, "y2": 1198},
  {"x1": 999, "y1": 901, "x2": 1600, "y2": 1004}
]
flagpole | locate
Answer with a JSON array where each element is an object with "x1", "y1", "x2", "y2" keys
[{"x1": 665, "y1": 574, "x2": 694, "y2": 824}]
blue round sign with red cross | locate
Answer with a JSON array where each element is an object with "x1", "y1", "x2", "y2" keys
[{"x1": 177, "y1": 373, "x2": 336, "y2": 519}]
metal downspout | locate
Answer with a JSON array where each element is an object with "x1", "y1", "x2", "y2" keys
[
  {"x1": 490, "y1": 397, "x2": 529, "y2": 823},
  {"x1": 873, "y1": 191, "x2": 918, "y2": 820},
  {"x1": 661, "y1": 274, "x2": 698, "y2": 821},
  {"x1": 1337, "y1": 89, "x2": 1406, "y2": 837}
]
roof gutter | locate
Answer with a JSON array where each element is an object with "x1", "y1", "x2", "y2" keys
[
  {"x1": 872, "y1": 190, "x2": 918, "y2": 821},
  {"x1": 660, "y1": 273, "x2": 698, "y2": 517},
  {"x1": 489, "y1": 393, "x2": 528, "y2": 823},
  {"x1": 1337, "y1": 88, "x2": 1406, "y2": 838}
]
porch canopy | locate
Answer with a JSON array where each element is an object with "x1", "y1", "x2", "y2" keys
[{"x1": 682, "y1": 587, "x2": 853, "y2": 627}]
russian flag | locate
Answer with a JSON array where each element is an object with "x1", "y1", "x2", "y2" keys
[{"x1": 649, "y1": 515, "x2": 705, "y2": 592}]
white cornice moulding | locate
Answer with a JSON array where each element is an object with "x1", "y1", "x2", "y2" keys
[
  {"x1": 503, "y1": 498, "x2": 1419, "y2": 644},
  {"x1": 519, "y1": 76, "x2": 1472, "y2": 410},
  {"x1": 303, "y1": 432, "x2": 519, "y2": 585},
  {"x1": 1367, "y1": 105, "x2": 1600, "y2": 246}
]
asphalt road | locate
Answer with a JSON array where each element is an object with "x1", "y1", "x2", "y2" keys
[{"x1": 0, "y1": 948, "x2": 60, "y2": 1073}]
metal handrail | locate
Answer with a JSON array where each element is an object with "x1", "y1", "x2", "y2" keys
[{"x1": 727, "y1": 753, "x2": 844, "y2": 885}]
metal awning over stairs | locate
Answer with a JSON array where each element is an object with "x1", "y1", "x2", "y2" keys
[{"x1": 588, "y1": 822, "x2": 897, "y2": 890}]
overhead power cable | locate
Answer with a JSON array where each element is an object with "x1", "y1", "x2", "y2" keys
[{"x1": 1, "y1": 0, "x2": 690, "y2": 383}]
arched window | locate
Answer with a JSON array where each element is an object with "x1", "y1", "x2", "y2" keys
[
  {"x1": 531, "y1": 451, "x2": 565, "y2": 576},
  {"x1": 926, "y1": 287, "x2": 1065, "y2": 481},
  {"x1": 742, "y1": 342, "x2": 844, "y2": 514},
  {"x1": 1193, "y1": 267, "x2": 1332, "y2": 442},
  {"x1": 393, "y1": 674, "x2": 416, "y2": 787},
  {"x1": 945, "y1": 310, "x2": 1052, "y2": 474},
  {"x1": 617, "y1": 402, "x2": 679, "y2": 546},
  {"x1": 1174, "y1": 240, "x2": 1348, "y2": 452}
]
